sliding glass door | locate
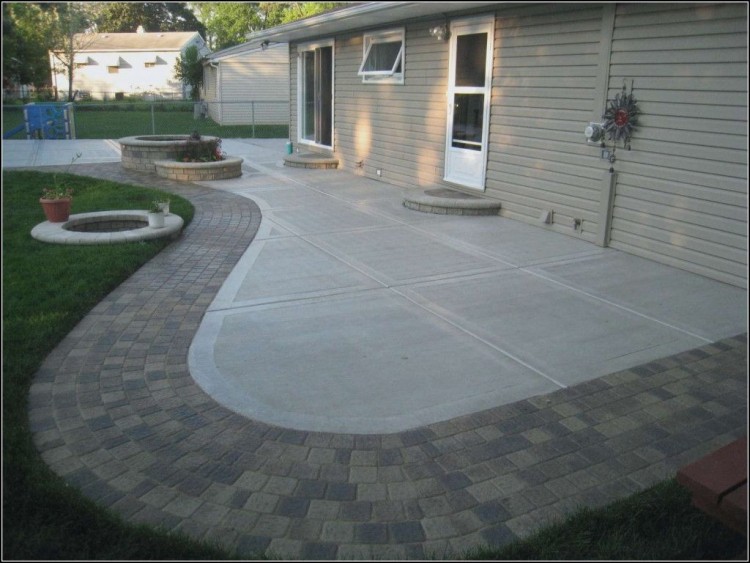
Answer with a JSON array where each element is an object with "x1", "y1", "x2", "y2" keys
[{"x1": 299, "y1": 42, "x2": 333, "y2": 148}]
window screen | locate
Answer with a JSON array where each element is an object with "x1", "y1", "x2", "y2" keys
[{"x1": 358, "y1": 30, "x2": 404, "y2": 83}]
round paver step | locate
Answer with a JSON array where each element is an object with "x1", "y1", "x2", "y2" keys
[
  {"x1": 283, "y1": 152, "x2": 339, "y2": 169},
  {"x1": 404, "y1": 188, "x2": 502, "y2": 215}
]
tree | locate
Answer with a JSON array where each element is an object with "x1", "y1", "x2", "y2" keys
[
  {"x1": 2, "y1": 3, "x2": 59, "y2": 89},
  {"x1": 47, "y1": 3, "x2": 96, "y2": 101},
  {"x1": 91, "y1": 2, "x2": 206, "y2": 36},
  {"x1": 270, "y1": 2, "x2": 344, "y2": 25},
  {"x1": 173, "y1": 44, "x2": 203, "y2": 100},
  {"x1": 190, "y1": 3, "x2": 262, "y2": 50},
  {"x1": 191, "y1": 2, "x2": 345, "y2": 51}
]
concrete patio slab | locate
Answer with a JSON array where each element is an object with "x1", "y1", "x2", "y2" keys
[
  {"x1": 307, "y1": 226, "x2": 508, "y2": 286},
  {"x1": 192, "y1": 289, "x2": 558, "y2": 434},
  {"x1": 528, "y1": 252, "x2": 747, "y2": 341},
  {"x1": 220, "y1": 236, "x2": 382, "y2": 308},
  {"x1": 2, "y1": 138, "x2": 121, "y2": 167},
  {"x1": 402, "y1": 270, "x2": 708, "y2": 387},
  {"x1": 266, "y1": 200, "x2": 396, "y2": 236},
  {"x1": 414, "y1": 215, "x2": 608, "y2": 268},
  {"x1": 240, "y1": 185, "x2": 338, "y2": 211},
  {"x1": 187, "y1": 148, "x2": 747, "y2": 435}
]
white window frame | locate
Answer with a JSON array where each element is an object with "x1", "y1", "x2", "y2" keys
[
  {"x1": 444, "y1": 16, "x2": 495, "y2": 191},
  {"x1": 297, "y1": 39, "x2": 335, "y2": 149},
  {"x1": 358, "y1": 28, "x2": 404, "y2": 84}
]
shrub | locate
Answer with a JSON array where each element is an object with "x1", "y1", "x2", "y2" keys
[{"x1": 178, "y1": 133, "x2": 225, "y2": 162}]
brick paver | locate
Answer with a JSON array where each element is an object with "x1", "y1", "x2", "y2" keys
[{"x1": 26, "y1": 162, "x2": 747, "y2": 560}]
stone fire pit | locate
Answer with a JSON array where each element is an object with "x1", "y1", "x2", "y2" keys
[
  {"x1": 118, "y1": 135, "x2": 243, "y2": 180},
  {"x1": 119, "y1": 135, "x2": 222, "y2": 172}
]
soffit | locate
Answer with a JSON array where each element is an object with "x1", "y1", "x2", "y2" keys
[{"x1": 244, "y1": 2, "x2": 524, "y2": 45}]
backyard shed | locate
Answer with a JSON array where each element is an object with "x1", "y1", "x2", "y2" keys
[
  {"x1": 202, "y1": 42, "x2": 289, "y2": 127},
  {"x1": 245, "y1": 2, "x2": 748, "y2": 289}
]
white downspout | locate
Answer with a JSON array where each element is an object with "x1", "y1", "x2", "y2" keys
[{"x1": 206, "y1": 61, "x2": 220, "y2": 123}]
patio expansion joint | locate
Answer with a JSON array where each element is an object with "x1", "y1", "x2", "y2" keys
[
  {"x1": 389, "y1": 285, "x2": 567, "y2": 389},
  {"x1": 518, "y1": 266, "x2": 714, "y2": 345}
]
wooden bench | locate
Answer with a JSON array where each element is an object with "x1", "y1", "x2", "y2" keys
[{"x1": 677, "y1": 437, "x2": 747, "y2": 535}]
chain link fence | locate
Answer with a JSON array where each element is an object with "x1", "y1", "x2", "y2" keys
[
  {"x1": 3, "y1": 88, "x2": 186, "y2": 103},
  {"x1": 2, "y1": 99, "x2": 289, "y2": 140}
]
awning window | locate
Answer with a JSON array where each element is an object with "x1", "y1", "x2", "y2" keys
[{"x1": 358, "y1": 29, "x2": 404, "y2": 84}]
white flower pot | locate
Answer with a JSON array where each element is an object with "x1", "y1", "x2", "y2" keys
[{"x1": 148, "y1": 211, "x2": 165, "y2": 229}]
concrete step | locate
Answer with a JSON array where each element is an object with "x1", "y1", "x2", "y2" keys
[
  {"x1": 283, "y1": 152, "x2": 339, "y2": 169},
  {"x1": 404, "y1": 187, "x2": 502, "y2": 216}
]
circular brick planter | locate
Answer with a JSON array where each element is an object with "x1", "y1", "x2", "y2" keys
[
  {"x1": 119, "y1": 135, "x2": 221, "y2": 172},
  {"x1": 31, "y1": 210, "x2": 184, "y2": 245},
  {"x1": 153, "y1": 157, "x2": 243, "y2": 181}
]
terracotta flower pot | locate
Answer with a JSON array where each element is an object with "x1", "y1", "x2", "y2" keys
[{"x1": 40, "y1": 198, "x2": 72, "y2": 223}]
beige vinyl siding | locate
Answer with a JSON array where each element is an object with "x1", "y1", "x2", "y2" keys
[
  {"x1": 607, "y1": 2, "x2": 748, "y2": 288},
  {"x1": 487, "y1": 3, "x2": 607, "y2": 243},
  {"x1": 206, "y1": 45, "x2": 289, "y2": 126},
  {"x1": 332, "y1": 22, "x2": 450, "y2": 186}
]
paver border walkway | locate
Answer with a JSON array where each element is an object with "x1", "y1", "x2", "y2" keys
[{"x1": 26, "y1": 163, "x2": 747, "y2": 559}]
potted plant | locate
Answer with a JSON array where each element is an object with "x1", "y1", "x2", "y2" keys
[
  {"x1": 157, "y1": 198, "x2": 171, "y2": 216},
  {"x1": 147, "y1": 200, "x2": 165, "y2": 229},
  {"x1": 39, "y1": 152, "x2": 81, "y2": 222}
]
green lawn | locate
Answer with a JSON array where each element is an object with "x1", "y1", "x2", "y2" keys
[
  {"x1": 3, "y1": 170, "x2": 238, "y2": 560},
  {"x1": 2, "y1": 103, "x2": 287, "y2": 140},
  {"x1": 467, "y1": 478, "x2": 744, "y2": 560},
  {"x1": 2, "y1": 170, "x2": 744, "y2": 560}
]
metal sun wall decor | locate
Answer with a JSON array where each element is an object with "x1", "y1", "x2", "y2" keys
[{"x1": 602, "y1": 80, "x2": 638, "y2": 167}]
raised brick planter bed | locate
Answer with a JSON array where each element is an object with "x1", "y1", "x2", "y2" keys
[
  {"x1": 153, "y1": 157, "x2": 243, "y2": 181},
  {"x1": 677, "y1": 437, "x2": 747, "y2": 535},
  {"x1": 119, "y1": 135, "x2": 221, "y2": 172}
]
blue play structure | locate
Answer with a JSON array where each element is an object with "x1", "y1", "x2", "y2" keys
[{"x1": 21, "y1": 102, "x2": 76, "y2": 139}]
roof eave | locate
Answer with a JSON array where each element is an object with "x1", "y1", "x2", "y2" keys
[
  {"x1": 244, "y1": 1, "x2": 512, "y2": 44},
  {"x1": 206, "y1": 41, "x2": 287, "y2": 63}
]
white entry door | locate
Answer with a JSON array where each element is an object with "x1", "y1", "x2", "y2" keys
[{"x1": 444, "y1": 17, "x2": 494, "y2": 190}]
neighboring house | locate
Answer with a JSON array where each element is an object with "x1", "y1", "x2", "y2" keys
[
  {"x1": 245, "y1": 2, "x2": 748, "y2": 289},
  {"x1": 202, "y1": 42, "x2": 289, "y2": 126},
  {"x1": 49, "y1": 27, "x2": 210, "y2": 100}
]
